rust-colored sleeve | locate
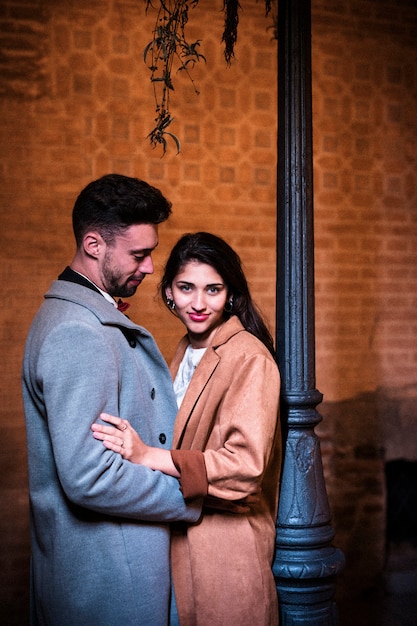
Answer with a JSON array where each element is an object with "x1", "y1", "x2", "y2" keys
[{"x1": 171, "y1": 450, "x2": 208, "y2": 499}]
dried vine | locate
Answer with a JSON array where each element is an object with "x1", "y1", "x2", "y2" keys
[{"x1": 143, "y1": 0, "x2": 275, "y2": 154}]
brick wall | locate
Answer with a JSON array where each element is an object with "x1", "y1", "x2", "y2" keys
[
  {"x1": 0, "y1": 0, "x2": 416, "y2": 623},
  {"x1": 313, "y1": 0, "x2": 417, "y2": 401},
  {"x1": 311, "y1": 1, "x2": 417, "y2": 612}
]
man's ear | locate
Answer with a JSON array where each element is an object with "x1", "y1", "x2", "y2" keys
[{"x1": 83, "y1": 232, "x2": 104, "y2": 258}]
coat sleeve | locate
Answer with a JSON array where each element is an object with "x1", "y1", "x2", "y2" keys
[
  {"x1": 201, "y1": 352, "x2": 280, "y2": 501},
  {"x1": 34, "y1": 320, "x2": 202, "y2": 523},
  {"x1": 171, "y1": 449, "x2": 208, "y2": 498}
]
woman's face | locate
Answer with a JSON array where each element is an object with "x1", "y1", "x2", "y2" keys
[{"x1": 167, "y1": 260, "x2": 228, "y2": 348}]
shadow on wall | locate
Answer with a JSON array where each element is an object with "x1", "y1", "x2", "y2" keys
[
  {"x1": 0, "y1": 432, "x2": 30, "y2": 626},
  {"x1": 320, "y1": 386, "x2": 417, "y2": 626}
]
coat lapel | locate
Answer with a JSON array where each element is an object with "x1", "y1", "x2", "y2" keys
[
  {"x1": 171, "y1": 318, "x2": 244, "y2": 449},
  {"x1": 172, "y1": 345, "x2": 220, "y2": 448}
]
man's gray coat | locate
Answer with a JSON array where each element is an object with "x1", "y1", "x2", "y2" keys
[{"x1": 22, "y1": 280, "x2": 201, "y2": 625}]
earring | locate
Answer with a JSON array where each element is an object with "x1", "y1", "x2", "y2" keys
[
  {"x1": 224, "y1": 297, "x2": 234, "y2": 313},
  {"x1": 166, "y1": 298, "x2": 176, "y2": 311}
]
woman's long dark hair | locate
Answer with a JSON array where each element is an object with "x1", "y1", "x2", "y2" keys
[{"x1": 160, "y1": 232, "x2": 276, "y2": 358}]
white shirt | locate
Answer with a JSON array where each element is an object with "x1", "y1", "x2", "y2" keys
[{"x1": 173, "y1": 344, "x2": 206, "y2": 408}]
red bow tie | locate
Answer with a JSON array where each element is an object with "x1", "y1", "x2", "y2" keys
[{"x1": 117, "y1": 299, "x2": 130, "y2": 313}]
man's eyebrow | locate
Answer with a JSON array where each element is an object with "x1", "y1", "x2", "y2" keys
[{"x1": 130, "y1": 243, "x2": 159, "y2": 254}]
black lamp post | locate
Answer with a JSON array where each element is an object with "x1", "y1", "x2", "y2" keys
[{"x1": 273, "y1": 0, "x2": 345, "y2": 622}]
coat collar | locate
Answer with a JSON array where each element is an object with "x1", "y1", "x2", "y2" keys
[
  {"x1": 171, "y1": 316, "x2": 245, "y2": 447},
  {"x1": 170, "y1": 316, "x2": 245, "y2": 376},
  {"x1": 210, "y1": 315, "x2": 245, "y2": 348},
  {"x1": 58, "y1": 266, "x2": 102, "y2": 295},
  {"x1": 44, "y1": 279, "x2": 148, "y2": 335}
]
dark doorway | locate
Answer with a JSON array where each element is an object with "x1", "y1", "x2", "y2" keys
[{"x1": 385, "y1": 459, "x2": 417, "y2": 544}]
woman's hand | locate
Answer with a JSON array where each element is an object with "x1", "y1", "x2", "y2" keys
[
  {"x1": 91, "y1": 412, "x2": 148, "y2": 464},
  {"x1": 91, "y1": 413, "x2": 179, "y2": 477}
]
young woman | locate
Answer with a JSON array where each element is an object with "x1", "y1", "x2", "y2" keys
[{"x1": 92, "y1": 232, "x2": 281, "y2": 626}]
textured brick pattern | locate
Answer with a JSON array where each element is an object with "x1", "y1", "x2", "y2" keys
[
  {"x1": 313, "y1": 0, "x2": 417, "y2": 401},
  {"x1": 0, "y1": 0, "x2": 417, "y2": 623},
  {"x1": 312, "y1": 1, "x2": 417, "y2": 609}
]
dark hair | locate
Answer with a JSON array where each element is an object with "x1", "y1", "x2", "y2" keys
[
  {"x1": 160, "y1": 232, "x2": 276, "y2": 358},
  {"x1": 72, "y1": 173, "x2": 172, "y2": 246}
]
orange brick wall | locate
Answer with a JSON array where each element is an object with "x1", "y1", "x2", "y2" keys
[
  {"x1": 313, "y1": 0, "x2": 417, "y2": 401},
  {"x1": 311, "y1": 0, "x2": 417, "y2": 605},
  {"x1": 0, "y1": 0, "x2": 416, "y2": 622}
]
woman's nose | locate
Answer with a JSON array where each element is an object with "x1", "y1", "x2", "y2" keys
[{"x1": 192, "y1": 292, "x2": 206, "y2": 310}]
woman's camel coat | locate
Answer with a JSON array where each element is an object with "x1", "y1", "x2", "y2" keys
[{"x1": 170, "y1": 316, "x2": 281, "y2": 626}]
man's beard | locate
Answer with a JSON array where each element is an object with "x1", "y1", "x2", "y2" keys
[
  {"x1": 108, "y1": 281, "x2": 138, "y2": 298},
  {"x1": 102, "y1": 253, "x2": 141, "y2": 298}
]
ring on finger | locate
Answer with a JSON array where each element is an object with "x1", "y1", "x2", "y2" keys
[{"x1": 120, "y1": 423, "x2": 127, "y2": 431}]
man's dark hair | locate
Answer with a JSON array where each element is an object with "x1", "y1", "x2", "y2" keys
[{"x1": 72, "y1": 174, "x2": 172, "y2": 246}]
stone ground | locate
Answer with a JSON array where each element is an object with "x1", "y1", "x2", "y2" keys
[{"x1": 339, "y1": 542, "x2": 417, "y2": 626}]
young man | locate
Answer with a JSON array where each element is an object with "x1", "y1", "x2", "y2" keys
[{"x1": 22, "y1": 174, "x2": 202, "y2": 625}]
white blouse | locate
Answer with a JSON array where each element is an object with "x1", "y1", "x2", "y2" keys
[{"x1": 173, "y1": 344, "x2": 206, "y2": 408}]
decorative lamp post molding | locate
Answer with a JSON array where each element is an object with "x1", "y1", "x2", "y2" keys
[{"x1": 273, "y1": 0, "x2": 345, "y2": 622}]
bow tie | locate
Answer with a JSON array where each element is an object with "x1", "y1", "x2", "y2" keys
[{"x1": 117, "y1": 299, "x2": 130, "y2": 313}]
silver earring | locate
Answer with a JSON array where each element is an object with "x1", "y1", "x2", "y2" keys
[
  {"x1": 166, "y1": 298, "x2": 176, "y2": 311},
  {"x1": 224, "y1": 297, "x2": 234, "y2": 313}
]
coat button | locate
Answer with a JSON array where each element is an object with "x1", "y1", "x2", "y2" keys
[
  {"x1": 159, "y1": 433, "x2": 166, "y2": 444},
  {"x1": 150, "y1": 388, "x2": 155, "y2": 400}
]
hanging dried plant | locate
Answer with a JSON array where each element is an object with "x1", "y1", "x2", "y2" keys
[
  {"x1": 144, "y1": 0, "x2": 205, "y2": 153},
  {"x1": 222, "y1": 0, "x2": 241, "y2": 65},
  {"x1": 143, "y1": 0, "x2": 276, "y2": 154}
]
